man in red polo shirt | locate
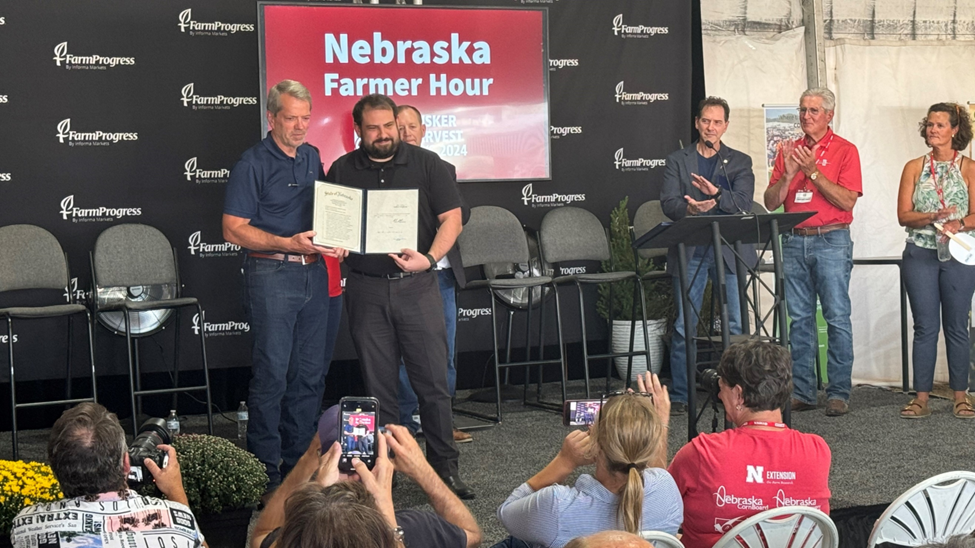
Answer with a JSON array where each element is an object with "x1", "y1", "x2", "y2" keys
[{"x1": 764, "y1": 87, "x2": 862, "y2": 417}]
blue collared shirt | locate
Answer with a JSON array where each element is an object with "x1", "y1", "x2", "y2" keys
[
  {"x1": 224, "y1": 134, "x2": 326, "y2": 244},
  {"x1": 497, "y1": 469, "x2": 683, "y2": 548}
]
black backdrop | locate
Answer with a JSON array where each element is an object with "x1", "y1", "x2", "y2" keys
[{"x1": 0, "y1": 1, "x2": 691, "y2": 398}]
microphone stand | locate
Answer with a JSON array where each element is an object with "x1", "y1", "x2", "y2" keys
[{"x1": 704, "y1": 140, "x2": 750, "y2": 215}]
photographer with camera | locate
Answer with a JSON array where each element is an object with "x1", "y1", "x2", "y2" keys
[
  {"x1": 668, "y1": 341, "x2": 831, "y2": 548},
  {"x1": 251, "y1": 405, "x2": 481, "y2": 548},
  {"x1": 10, "y1": 403, "x2": 206, "y2": 548},
  {"x1": 493, "y1": 373, "x2": 681, "y2": 548}
]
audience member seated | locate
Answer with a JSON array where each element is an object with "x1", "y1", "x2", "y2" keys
[
  {"x1": 669, "y1": 340, "x2": 831, "y2": 548},
  {"x1": 494, "y1": 372, "x2": 682, "y2": 548},
  {"x1": 252, "y1": 405, "x2": 481, "y2": 548},
  {"x1": 563, "y1": 531, "x2": 652, "y2": 548},
  {"x1": 10, "y1": 403, "x2": 206, "y2": 548}
]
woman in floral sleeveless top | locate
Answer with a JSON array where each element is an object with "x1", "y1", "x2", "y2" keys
[{"x1": 897, "y1": 102, "x2": 975, "y2": 419}]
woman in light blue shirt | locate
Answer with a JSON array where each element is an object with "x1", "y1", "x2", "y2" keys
[{"x1": 494, "y1": 373, "x2": 682, "y2": 548}]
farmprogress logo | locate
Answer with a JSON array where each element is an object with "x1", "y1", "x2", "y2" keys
[
  {"x1": 180, "y1": 83, "x2": 257, "y2": 110},
  {"x1": 191, "y1": 312, "x2": 250, "y2": 337},
  {"x1": 177, "y1": 9, "x2": 254, "y2": 36},
  {"x1": 59, "y1": 195, "x2": 142, "y2": 223},
  {"x1": 520, "y1": 184, "x2": 586, "y2": 208},
  {"x1": 184, "y1": 157, "x2": 230, "y2": 183},
  {"x1": 611, "y1": 14, "x2": 669, "y2": 38},
  {"x1": 52, "y1": 41, "x2": 135, "y2": 70},
  {"x1": 56, "y1": 119, "x2": 138, "y2": 147},
  {"x1": 614, "y1": 148, "x2": 665, "y2": 172},
  {"x1": 187, "y1": 231, "x2": 240, "y2": 258}
]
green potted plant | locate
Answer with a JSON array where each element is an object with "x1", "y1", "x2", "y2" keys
[
  {"x1": 596, "y1": 197, "x2": 675, "y2": 382},
  {"x1": 141, "y1": 434, "x2": 267, "y2": 548}
]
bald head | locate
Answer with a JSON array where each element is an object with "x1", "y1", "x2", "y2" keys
[{"x1": 564, "y1": 531, "x2": 653, "y2": 548}]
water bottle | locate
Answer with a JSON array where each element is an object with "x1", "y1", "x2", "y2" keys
[
  {"x1": 938, "y1": 234, "x2": 952, "y2": 262},
  {"x1": 166, "y1": 410, "x2": 180, "y2": 438},
  {"x1": 236, "y1": 401, "x2": 249, "y2": 447}
]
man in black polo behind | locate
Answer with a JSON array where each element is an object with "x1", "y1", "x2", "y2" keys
[
  {"x1": 223, "y1": 80, "x2": 342, "y2": 494},
  {"x1": 326, "y1": 94, "x2": 473, "y2": 499}
]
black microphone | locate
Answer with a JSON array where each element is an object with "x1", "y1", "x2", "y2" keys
[{"x1": 704, "y1": 140, "x2": 749, "y2": 215}]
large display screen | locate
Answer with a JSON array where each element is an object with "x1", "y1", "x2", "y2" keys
[{"x1": 259, "y1": 3, "x2": 551, "y2": 182}]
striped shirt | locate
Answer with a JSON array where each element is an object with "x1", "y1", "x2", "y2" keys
[{"x1": 497, "y1": 468, "x2": 683, "y2": 548}]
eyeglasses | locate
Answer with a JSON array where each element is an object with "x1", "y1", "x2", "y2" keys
[{"x1": 798, "y1": 107, "x2": 824, "y2": 116}]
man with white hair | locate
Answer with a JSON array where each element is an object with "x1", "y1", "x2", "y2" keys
[{"x1": 764, "y1": 87, "x2": 862, "y2": 417}]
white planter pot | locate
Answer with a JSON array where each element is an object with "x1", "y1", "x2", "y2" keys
[{"x1": 611, "y1": 318, "x2": 667, "y2": 383}]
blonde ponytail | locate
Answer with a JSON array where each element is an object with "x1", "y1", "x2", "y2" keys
[
  {"x1": 618, "y1": 466, "x2": 646, "y2": 533},
  {"x1": 587, "y1": 394, "x2": 666, "y2": 535}
]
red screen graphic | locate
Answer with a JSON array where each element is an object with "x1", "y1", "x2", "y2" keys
[{"x1": 260, "y1": 4, "x2": 550, "y2": 181}]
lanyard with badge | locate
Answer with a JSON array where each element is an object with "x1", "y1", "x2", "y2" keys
[
  {"x1": 929, "y1": 150, "x2": 957, "y2": 210},
  {"x1": 740, "y1": 420, "x2": 787, "y2": 429},
  {"x1": 793, "y1": 133, "x2": 833, "y2": 204}
]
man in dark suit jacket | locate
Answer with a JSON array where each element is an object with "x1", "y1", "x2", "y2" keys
[{"x1": 660, "y1": 96, "x2": 757, "y2": 415}]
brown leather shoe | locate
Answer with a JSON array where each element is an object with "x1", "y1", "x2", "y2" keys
[
  {"x1": 825, "y1": 399, "x2": 849, "y2": 416},
  {"x1": 791, "y1": 398, "x2": 817, "y2": 412},
  {"x1": 453, "y1": 428, "x2": 473, "y2": 444}
]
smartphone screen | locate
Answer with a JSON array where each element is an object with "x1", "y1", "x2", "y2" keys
[
  {"x1": 563, "y1": 399, "x2": 602, "y2": 426},
  {"x1": 339, "y1": 397, "x2": 379, "y2": 472}
]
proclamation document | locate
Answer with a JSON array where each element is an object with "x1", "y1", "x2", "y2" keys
[
  {"x1": 313, "y1": 182, "x2": 418, "y2": 254},
  {"x1": 364, "y1": 189, "x2": 418, "y2": 254},
  {"x1": 313, "y1": 181, "x2": 363, "y2": 252}
]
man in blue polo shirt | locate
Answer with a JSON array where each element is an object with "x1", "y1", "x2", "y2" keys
[{"x1": 223, "y1": 79, "x2": 345, "y2": 494}]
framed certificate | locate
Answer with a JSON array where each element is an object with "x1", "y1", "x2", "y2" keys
[{"x1": 313, "y1": 181, "x2": 418, "y2": 254}]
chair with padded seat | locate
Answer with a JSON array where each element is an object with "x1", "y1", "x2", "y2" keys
[
  {"x1": 454, "y1": 206, "x2": 566, "y2": 423},
  {"x1": 539, "y1": 206, "x2": 650, "y2": 395},
  {"x1": 91, "y1": 223, "x2": 213, "y2": 436},
  {"x1": 713, "y1": 506, "x2": 838, "y2": 548},
  {"x1": 868, "y1": 471, "x2": 975, "y2": 548},
  {"x1": 0, "y1": 224, "x2": 97, "y2": 459},
  {"x1": 632, "y1": 200, "x2": 671, "y2": 283}
]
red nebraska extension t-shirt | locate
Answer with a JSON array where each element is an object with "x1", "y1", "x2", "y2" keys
[{"x1": 668, "y1": 427, "x2": 831, "y2": 548}]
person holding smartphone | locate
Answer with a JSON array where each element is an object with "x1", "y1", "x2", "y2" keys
[
  {"x1": 251, "y1": 405, "x2": 481, "y2": 548},
  {"x1": 494, "y1": 373, "x2": 681, "y2": 548}
]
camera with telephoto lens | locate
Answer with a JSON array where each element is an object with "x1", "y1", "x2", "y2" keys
[
  {"x1": 699, "y1": 368, "x2": 721, "y2": 400},
  {"x1": 126, "y1": 418, "x2": 170, "y2": 488}
]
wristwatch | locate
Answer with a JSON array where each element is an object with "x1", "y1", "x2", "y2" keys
[
  {"x1": 711, "y1": 188, "x2": 722, "y2": 201},
  {"x1": 423, "y1": 252, "x2": 437, "y2": 271},
  {"x1": 809, "y1": 170, "x2": 820, "y2": 181}
]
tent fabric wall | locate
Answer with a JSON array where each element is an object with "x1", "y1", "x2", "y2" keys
[
  {"x1": 828, "y1": 39, "x2": 975, "y2": 386},
  {"x1": 705, "y1": 29, "x2": 975, "y2": 386}
]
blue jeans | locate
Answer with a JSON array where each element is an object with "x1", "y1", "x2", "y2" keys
[
  {"x1": 242, "y1": 257, "x2": 331, "y2": 488},
  {"x1": 670, "y1": 245, "x2": 742, "y2": 404},
  {"x1": 322, "y1": 294, "x2": 343, "y2": 381},
  {"x1": 398, "y1": 269, "x2": 456, "y2": 431},
  {"x1": 782, "y1": 230, "x2": 854, "y2": 404},
  {"x1": 902, "y1": 243, "x2": 975, "y2": 392}
]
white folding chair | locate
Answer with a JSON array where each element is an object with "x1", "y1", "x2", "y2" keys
[
  {"x1": 868, "y1": 471, "x2": 975, "y2": 548},
  {"x1": 713, "y1": 506, "x2": 838, "y2": 548},
  {"x1": 640, "y1": 530, "x2": 684, "y2": 548}
]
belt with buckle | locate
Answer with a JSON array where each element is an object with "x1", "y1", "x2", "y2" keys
[
  {"x1": 791, "y1": 223, "x2": 850, "y2": 236},
  {"x1": 351, "y1": 269, "x2": 420, "y2": 280},
  {"x1": 248, "y1": 252, "x2": 319, "y2": 265}
]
